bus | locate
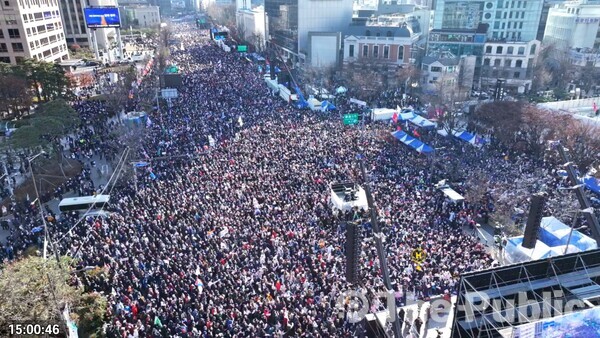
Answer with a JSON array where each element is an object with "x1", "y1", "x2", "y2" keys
[{"x1": 58, "y1": 195, "x2": 110, "y2": 212}]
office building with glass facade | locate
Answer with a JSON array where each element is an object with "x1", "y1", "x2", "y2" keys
[
  {"x1": 265, "y1": 0, "x2": 352, "y2": 61},
  {"x1": 433, "y1": 0, "x2": 543, "y2": 42}
]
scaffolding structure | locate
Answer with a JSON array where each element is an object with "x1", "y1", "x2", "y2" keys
[{"x1": 451, "y1": 249, "x2": 600, "y2": 338}]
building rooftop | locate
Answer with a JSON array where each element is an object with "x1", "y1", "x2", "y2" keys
[
  {"x1": 422, "y1": 55, "x2": 460, "y2": 66},
  {"x1": 345, "y1": 24, "x2": 413, "y2": 37}
]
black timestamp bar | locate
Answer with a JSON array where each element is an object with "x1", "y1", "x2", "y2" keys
[{"x1": 1, "y1": 321, "x2": 66, "y2": 337}]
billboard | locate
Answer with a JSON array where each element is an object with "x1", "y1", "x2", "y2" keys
[
  {"x1": 511, "y1": 307, "x2": 600, "y2": 338},
  {"x1": 84, "y1": 7, "x2": 121, "y2": 28}
]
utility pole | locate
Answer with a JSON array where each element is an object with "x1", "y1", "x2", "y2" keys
[{"x1": 358, "y1": 156, "x2": 402, "y2": 338}]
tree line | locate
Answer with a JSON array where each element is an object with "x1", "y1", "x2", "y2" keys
[{"x1": 0, "y1": 59, "x2": 72, "y2": 119}]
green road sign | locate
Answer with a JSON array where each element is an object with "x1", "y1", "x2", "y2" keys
[{"x1": 343, "y1": 113, "x2": 359, "y2": 125}]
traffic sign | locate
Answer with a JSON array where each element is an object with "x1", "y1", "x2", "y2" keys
[{"x1": 343, "y1": 113, "x2": 359, "y2": 125}]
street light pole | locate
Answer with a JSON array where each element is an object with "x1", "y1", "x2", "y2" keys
[{"x1": 28, "y1": 151, "x2": 49, "y2": 260}]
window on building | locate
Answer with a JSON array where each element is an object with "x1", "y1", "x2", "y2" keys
[
  {"x1": 518, "y1": 46, "x2": 525, "y2": 55},
  {"x1": 484, "y1": 58, "x2": 491, "y2": 66},
  {"x1": 5, "y1": 15, "x2": 17, "y2": 25},
  {"x1": 516, "y1": 60, "x2": 523, "y2": 67},
  {"x1": 430, "y1": 66, "x2": 442, "y2": 72},
  {"x1": 22, "y1": 14, "x2": 28, "y2": 22},
  {"x1": 494, "y1": 59, "x2": 501, "y2": 66},
  {"x1": 507, "y1": 46, "x2": 514, "y2": 54},
  {"x1": 0, "y1": 30, "x2": 4, "y2": 39},
  {"x1": 530, "y1": 44, "x2": 536, "y2": 55},
  {"x1": 486, "y1": 46, "x2": 492, "y2": 53},
  {"x1": 365, "y1": 30, "x2": 371, "y2": 37},
  {"x1": 383, "y1": 45, "x2": 389, "y2": 59},
  {"x1": 7, "y1": 29, "x2": 20, "y2": 39},
  {"x1": 349, "y1": 45, "x2": 355, "y2": 57},
  {"x1": 3, "y1": 0, "x2": 10, "y2": 6},
  {"x1": 376, "y1": 32, "x2": 381, "y2": 37},
  {"x1": 514, "y1": 71, "x2": 520, "y2": 79},
  {"x1": 387, "y1": 31, "x2": 392, "y2": 37},
  {"x1": 373, "y1": 45, "x2": 379, "y2": 58},
  {"x1": 398, "y1": 46, "x2": 404, "y2": 60},
  {"x1": 496, "y1": 46, "x2": 503, "y2": 54},
  {"x1": 15, "y1": 56, "x2": 23, "y2": 63},
  {"x1": 363, "y1": 45, "x2": 369, "y2": 57},
  {"x1": 0, "y1": 57, "x2": 11, "y2": 63},
  {"x1": 504, "y1": 59, "x2": 511, "y2": 67},
  {"x1": 0, "y1": 43, "x2": 7, "y2": 53},
  {"x1": 11, "y1": 43, "x2": 23, "y2": 52}
]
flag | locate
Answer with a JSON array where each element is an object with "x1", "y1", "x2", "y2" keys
[
  {"x1": 392, "y1": 112, "x2": 398, "y2": 123},
  {"x1": 154, "y1": 316, "x2": 163, "y2": 328},
  {"x1": 146, "y1": 117, "x2": 153, "y2": 127},
  {"x1": 397, "y1": 126, "x2": 402, "y2": 131},
  {"x1": 413, "y1": 130, "x2": 421, "y2": 137}
]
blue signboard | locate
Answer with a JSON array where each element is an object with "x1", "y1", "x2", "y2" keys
[{"x1": 84, "y1": 7, "x2": 121, "y2": 28}]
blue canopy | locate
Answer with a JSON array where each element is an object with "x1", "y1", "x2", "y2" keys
[
  {"x1": 409, "y1": 115, "x2": 436, "y2": 129},
  {"x1": 557, "y1": 171, "x2": 600, "y2": 196},
  {"x1": 583, "y1": 176, "x2": 600, "y2": 195},
  {"x1": 321, "y1": 100, "x2": 336, "y2": 111},
  {"x1": 390, "y1": 131, "x2": 434, "y2": 154}
]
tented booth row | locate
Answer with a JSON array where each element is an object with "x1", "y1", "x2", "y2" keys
[
  {"x1": 307, "y1": 98, "x2": 336, "y2": 112},
  {"x1": 437, "y1": 129, "x2": 484, "y2": 147},
  {"x1": 504, "y1": 216, "x2": 597, "y2": 264},
  {"x1": 390, "y1": 131, "x2": 434, "y2": 154},
  {"x1": 371, "y1": 107, "x2": 437, "y2": 128}
]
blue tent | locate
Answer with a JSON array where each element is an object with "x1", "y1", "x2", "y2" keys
[
  {"x1": 321, "y1": 100, "x2": 336, "y2": 111},
  {"x1": 557, "y1": 171, "x2": 600, "y2": 196},
  {"x1": 583, "y1": 176, "x2": 600, "y2": 195},
  {"x1": 390, "y1": 131, "x2": 434, "y2": 154}
]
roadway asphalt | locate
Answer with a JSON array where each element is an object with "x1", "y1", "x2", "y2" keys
[{"x1": 0, "y1": 154, "x2": 114, "y2": 245}]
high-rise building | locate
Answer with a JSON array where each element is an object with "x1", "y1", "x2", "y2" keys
[
  {"x1": 543, "y1": 0, "x2": 600, "y2": 50},
  {"x1": 265, "y1": 0, "x2": 352, "y2": 62},
  {"x1": 0, "y1": 0, "x2": 69, "y2": 64},
  {"x1": 60, "y1": 0, "x2": 88, "y2": 47},
  {"x1": 433, "y1": 0, "x2": 543, "y2": 42}
]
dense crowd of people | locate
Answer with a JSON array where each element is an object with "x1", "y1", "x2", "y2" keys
[{"x1": 1, "y1": 22, "x2": 597, "y2": 337}]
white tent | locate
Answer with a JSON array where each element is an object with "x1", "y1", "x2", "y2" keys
[
  {"x1": 371, "y1": 108, "x2": 397, "y2": 121},
  {"x1": 503, "y1": 237, "x2": 555, "y2": 264},
  {"x1": 307, "y1": 97, "x2": 323, "y2": 111}
]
